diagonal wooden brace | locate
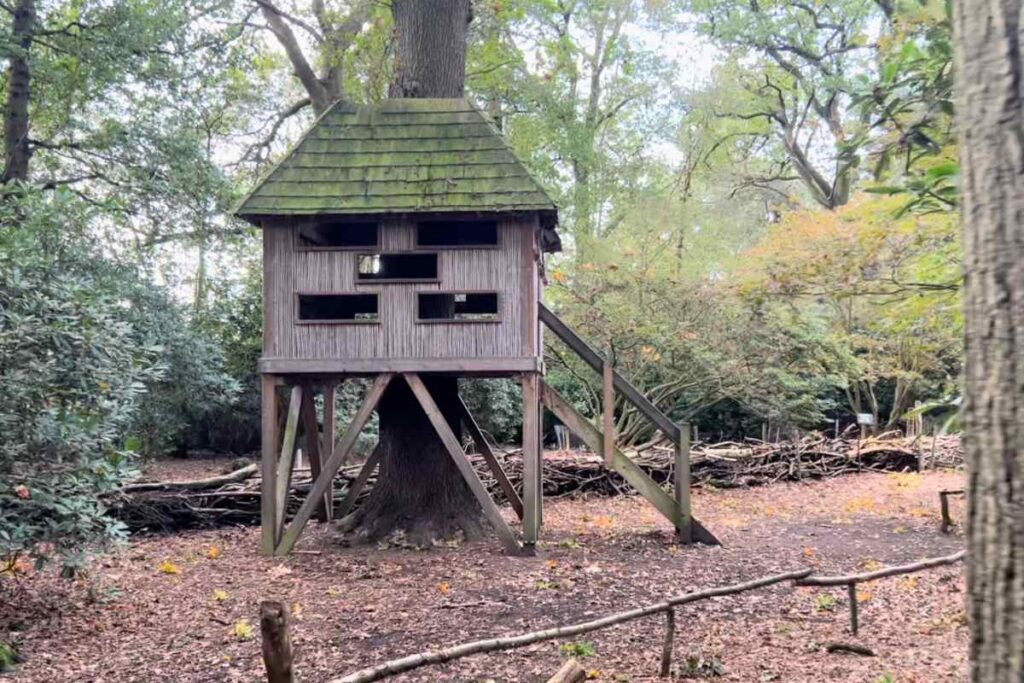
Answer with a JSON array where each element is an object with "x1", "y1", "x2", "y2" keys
[
  {"x1": 456, "y1": 397, "x2": 524, "y2": 520},
  {"x1": 403, "y1": 373, "x2": 523, "y2": 554},
  {"x1": 335, "y1": 443, "x2": 382, "y2": 520},
  {"x1": 275, "y1": 374, "x2": 393, "y2": 556}
]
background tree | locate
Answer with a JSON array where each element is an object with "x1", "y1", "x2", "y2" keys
[{"x1": 953, "y1": 0, "x2": 1024, "y2": 679}]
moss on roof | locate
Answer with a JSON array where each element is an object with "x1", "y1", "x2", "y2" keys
[{"x1": 234, "y1": 98, "x2": 557, "y2": 220}]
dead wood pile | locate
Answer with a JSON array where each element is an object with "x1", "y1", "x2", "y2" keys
[{"x1": 106, "y1": 434, "x2": 963, "y2": 532}]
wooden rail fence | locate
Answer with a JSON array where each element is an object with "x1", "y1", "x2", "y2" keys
[{"x1": 260, "y1": 550, "x2": 966, "y2": 683}]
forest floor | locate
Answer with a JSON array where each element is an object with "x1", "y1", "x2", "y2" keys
[{"x1": 2, "y1": 463, "x2": 966, "y2": 683}]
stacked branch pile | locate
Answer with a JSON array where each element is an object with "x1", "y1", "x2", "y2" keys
[{"x1": 107, "y1": 434, "x2": 963, "y2": 531}]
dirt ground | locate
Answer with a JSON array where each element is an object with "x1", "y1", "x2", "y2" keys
[{"x1": 2, "y1": 468, "x2": 966, "y2": 683}]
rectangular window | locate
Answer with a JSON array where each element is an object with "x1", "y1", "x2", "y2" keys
[
  {"x1": 417, "y1": 292, "x2": 499, "y2": 322},
  {"x1": 296, "y1": 220, "x2": 378, "y2": 249},
  {"x1": 357, "y1": 253, "x2": 438, "y2": 282},
  {"x1": 296, "y1": 294, "x2": 379, "y2": 323},
  {"x1": 416, "y1": 220, "x2": 498, "y2": 248}
]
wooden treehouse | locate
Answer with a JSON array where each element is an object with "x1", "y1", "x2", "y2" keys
[{"x1": 234, "y1": 98, "x2": 714, "y2": 556}]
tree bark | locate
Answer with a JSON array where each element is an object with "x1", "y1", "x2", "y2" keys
[
  {"x1": 388, "y1": 0, "x2": 471, "y2": 98},
  {"x1": 2, "y1": 0, "x2": 35, "y2": 184},
  {"x1": 953, "y1": 2, "x2": 1024, "y2": 680}
]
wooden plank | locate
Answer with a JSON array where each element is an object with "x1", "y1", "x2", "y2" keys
[
  {"x1": 276, "y1": 374, "x2": 393, "y2": 556},
  {"x1": 321, "y1": 381, "x2": 339, "y2": 520},
  {"x1": 301, "y1": 385, "x2": 330, "y2": 522},
  {"x1": 540, "y1": 380, "x2": 682, "y2": 529},
  {"x1": 275, "y1": 386, "x2": 303, "y2": 534},
  {"x1": 259, "y1": 357, "x2": 542, "y2": 375},
  {"x1": 676, "y1": 423, "x2": 693, "y2": 544},
  {"x1": 602, "y1": 360, "x2": 614, "y2": 466},
  {"x1": 335, "y1": 444, "x2": 383, "y2": 520},
  {"x1": 538, "y1": 304, "x2": 680, "y2": 442},
  {"x1": 404, "y1": 373, "x2": 522, "y2": 554},
  {"x1": 261, "y1": 375, "x2": 280, "y2": 555},
  {"x1": 521, "y1": 373, "x2": 540, "y2": 544},
  {"x1": 456, "y1": 397, "x2": 524, "y2": 520}
]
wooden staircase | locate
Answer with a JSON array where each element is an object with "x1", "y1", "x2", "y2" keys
[{"x1": 539, "y1": 303, "x2": 718, "y2": 545}]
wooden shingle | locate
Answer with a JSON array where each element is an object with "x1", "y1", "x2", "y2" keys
[{"x1": 234, "y1": 98, "x2": 557, "y2": 223}]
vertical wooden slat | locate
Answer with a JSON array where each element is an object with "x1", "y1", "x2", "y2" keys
[
  {"x1": 602, "y1": 360, "x2": 615, "y2": 466},
  {"x1": 405, "y1": 373, "x2": 522, "y2": 554},
  {"x1": 261, "y1": 375, "x2": 280, "y2": 556},
  {"x1": 536, "y1": 393, "x2": 544, "y2": 530},
  {"x1": 675, "y1": 423, "x2": 693, "y2": 544},
  {"x1": 522, "y1": 372, "x2": 540, "y2": 545}
]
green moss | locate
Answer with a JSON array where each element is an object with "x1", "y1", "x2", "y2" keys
[{"x1": 234, "y1": 98, "x2": 556, "y2": 218}]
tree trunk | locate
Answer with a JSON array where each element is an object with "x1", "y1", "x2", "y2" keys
[
  {"x1": 953, "y1": 2, "x2": 1024, "y2": 680},
  {"x1": 388, "y1": 0, "x2": 471, "y2": 98},
  {"x1": 345, "y1": 376, "x2": 486, "y2": 546},
  {"x1": 2, "y1": 0, "x2": 35, "y2": 184},
  {"x1": 344, "y1": 0, "x2": 481, "y2": 545}
]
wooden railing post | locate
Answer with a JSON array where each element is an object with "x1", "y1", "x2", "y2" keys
[
  {"x1": 675, "y1": 423, "x2": 692, "y2": 544},
  {"x1": 602, "y1": 359, "x2": 614, "y2": 466},
  {"x1": 261, "y1": 600, "x2": 294, "y2": 683}
]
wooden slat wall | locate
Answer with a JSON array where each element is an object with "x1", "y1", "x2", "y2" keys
[{"x1": 263, "y1": 218, "x2": 538, "y2": 363}]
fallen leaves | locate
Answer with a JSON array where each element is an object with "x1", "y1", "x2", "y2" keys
[
  {"x1": 157, "y1": 559, "x2": 181, "y2": 575},
  {"x1": 204, "y1": 546, "x2": 221, "y2": 560},
  {"x1": 232, "y1": 619, "x2": 253, "y2": 641}
]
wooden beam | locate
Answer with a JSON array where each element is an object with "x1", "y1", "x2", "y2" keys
[
  {"x1": 675, "y1": 423, "x2": 693, "y2": 544},
  {"x1": 275, "y1": 386, "x2": 303, "y2": 534},
  {"x1": 335, "y1": 444, "x2": 382, "y2": 520},
  {"x1": 540, "y1": 380, "x2": 682, "y2": 529},
  {"x1": 521, "y1": 373, "x2": 540, "y2": 545},
  {"x1": 538, "y1": 304, "x2": 680, "y2": 442},
  {"x1": 456, "y1": 397, "x2": 524, "y2": 520},
  {"x1": 260, "y1": 357, "x2": 542, "y2": 375},
  {"x1": 602, "y1": 360, "x2": 614, "y2": 466},
  {"x1": 321, "y1": 381, "x2": 339, "y2": 520},
  {"x1": 260, "y1": 600, "x2": 295, "y2": 683},
  {"x1": 300, "y1": 384, "x2": 330, "y2": 522},
  {"x1": 275, "y1": 374, "x2": 393, "y2": 556},
  {"x1": 261, "y1": 375, "x2": 280, "y2": 556},
  {"x1": 404, "y1": 373, "x2": 522, "y2": 554}
]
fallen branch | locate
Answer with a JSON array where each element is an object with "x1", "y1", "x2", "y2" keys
[
  {"x1": 794, "y1": 550, "x2": 966, "y2": 586},
  {"x1": 328, "y1": 569, "x2": 812, "y2": 683},
  {"x1": 116, "y1": 463, "x2": 259, "y2": 493}
]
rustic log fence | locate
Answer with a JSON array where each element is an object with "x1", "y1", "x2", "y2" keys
[{"x1": 259, "y1": 551, "x2": 965, "y2": 683}]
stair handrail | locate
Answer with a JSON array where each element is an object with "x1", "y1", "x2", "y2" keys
[{"x1": 538, "y1": 303, "x2": 681, "y2": 444}]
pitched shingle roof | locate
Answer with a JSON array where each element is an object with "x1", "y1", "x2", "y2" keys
[{"x1": 234, "y1": 98, "x2": 558, "y2": 226}]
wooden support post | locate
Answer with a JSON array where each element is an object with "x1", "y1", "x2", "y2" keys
[
  {"x1": 405, "y1": 373, "x2": 522, "y2": 554},
  {"x1": 276, "y1": 374, "x2": 392, "y2": 556},
  {"x1": 260, "y1": 600, "x2": 294, "y2": 683},
  {"x1": 335, "y1": 444, "x2": 382, "y2": 520},
  {"x1": 675, "y1": 423, "x2": 693, "y2": 544},
  {"x1": 457, "y1": 397, "x2": 524, "y2": 520},
  {"x1": 321, "y1": 381, "x2": 339, "y2": 520},
  {"x1": 300, "y1": 385, "x2": 330, "y2": 523},
  {"x1": 847, "y1": 583, "x2": 859, "y2": 635},
  {"x1": 275, "y1": 386, "x2": 303, "y2": 535},
  {"x1": 602, "y1": 360, "x2": 614, "y2": 466},
  {"x1": 522, "y1": 372, "x2": 541, "y2": 546},
  {"x1": 659, "y1": 608, "x2": 675, "y2": 677},
  {"x1": 536, "y1": 393, "x2": 544, "y2": 530},
  {"x1": 261, "y1": 375, "x2": 280, "y2": 556}
]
